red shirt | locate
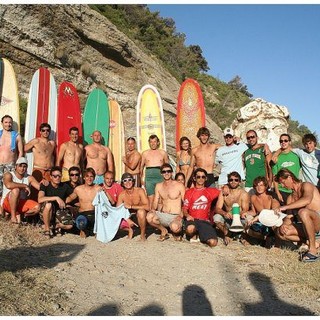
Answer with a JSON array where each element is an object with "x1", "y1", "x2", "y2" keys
[
  {"x1": 103, "y1": 183, "x2": 123, "y2": 203},
  {"x1": 183, "y1": 187, "x2": 220, "y2": 221}
]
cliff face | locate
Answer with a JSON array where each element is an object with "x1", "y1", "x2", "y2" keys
[{"x1": 0, "y1": 4, "x2": 224, "y2": 156}]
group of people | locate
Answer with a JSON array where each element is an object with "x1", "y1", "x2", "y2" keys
[{"x1": 0, "y1": 113, "x2": 319, "y2": 262}]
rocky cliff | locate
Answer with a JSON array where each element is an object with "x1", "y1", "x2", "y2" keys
[{"x1": 0, "y1": 4, "x2": 224, "y2": 157}]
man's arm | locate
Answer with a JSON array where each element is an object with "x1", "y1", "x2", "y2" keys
[
  {"x1": 151, "y1": 184, "x2": 161, "y2": 211},
  {"x1": 215, "y1": 192, "x2": 232, "y2": 219},
  {"x1": 185, "y1": 151, "x2": 196, "y2": 187},
  {"x1": 16, "y1": 134, "x2": 24, "y2": 158},
  {"x1": 38, "y1": 189, "x2": 66, "y2": 208},
  {"x1": 56, "y1": 142, "x2": 66, "y2": 166},
  {"x1": 140, "y1": 151, "x2": 146, "y2": 186},
  {"x1": 131, "y1": 189, "x2": 149, "y2": 211},
  {"x1": 66, "y1": 189, "x2": 78, "y2": 204},
  {"x1": 163, "y1": 150, "x2": 169, "y2": 164},
  {"x1": 28, "y1": 176, "x2": 41, "y2": 191},
  {"x1": 24, "y1": 138, "x2": 37, "y2": 153},
  {"x1": 3, "y1": 172, "x2": 29, "y2": 193},
  {"x1": 107, "y1": 147, "x2": 114, "y2": 173},
  {"x1": 240, "y1": 191, "x2": 250, "y2": 219},
  {"x1": 123, "y1": 151, "x2": 141, "y2": 171}
]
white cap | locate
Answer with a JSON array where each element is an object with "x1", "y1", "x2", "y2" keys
[
  {"x1": 258, "y1": 209, "x2": 287, "y2": 227},
  {"x1": 223, "y1": 127, "x2": 234, "y2": 136},
  {"x1": 16, "y1": 157, "x2": 28, "y2": 165}
]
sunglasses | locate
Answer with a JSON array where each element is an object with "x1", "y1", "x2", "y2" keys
[
  {"x1": 246, "y1": 135, "x2": 256, "y2": 140},
  {"x1": 279, "y1": 139, "x2": 289, "y2": 143},
  {"x1": 41, "y1": 128, "x2": 50, "y2": 132},
  {"x1": 196, "y1": 175, "x2": 206, "y2": 179},
  {"x1": 161, "y1": 170, "x2": 172, "y2": 174},
  {"x1": 122, "y1": 178, "x2": 133, "y2": 183},
  {"x1": 70, "y1": 173, "x2": 80, "y2": 177},
  {"x1": 228, "y1": 178, "x2": 239, "y2": 182},
  {"x1": 51, "y1": 174, "x2": 62, "y2": 178}
]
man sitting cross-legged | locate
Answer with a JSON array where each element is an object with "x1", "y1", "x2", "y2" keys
[
  {"x1": 147, "y1": 163, "x2": 185, "y2": 241},
  {"x1": 183, "y1": 168, "x2": 220, "y2": 247}
]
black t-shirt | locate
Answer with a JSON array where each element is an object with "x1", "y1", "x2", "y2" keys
[{"x1": 40, "y1": 182, "x2": 73, "y2": 210}]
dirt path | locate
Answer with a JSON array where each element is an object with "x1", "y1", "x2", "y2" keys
[{"x1": 1, "y1": 224, "x2": 319, "y2": 316}]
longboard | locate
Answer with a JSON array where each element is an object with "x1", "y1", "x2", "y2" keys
[
  {"x1": 83, "y1": 88, "x2": 110, "y2": 146},
  {"x1": 57, "y1": 81, "x2": 82, "y2": 153},
  {"x1": 176, "y1": 78, "x2": 206, "y2": 151},
  {"x1": 108, "y1": 99, "x2": 125, "y2": 182},
  {"x1": 0, "y1": 57, "x2": 20, "y2": 132},
  {"x1": 136, "y1": 84, "x2": 166, "y2": 152},
  {"x1": 25, "y1": 67, "x2": 57, "y2": 174}
]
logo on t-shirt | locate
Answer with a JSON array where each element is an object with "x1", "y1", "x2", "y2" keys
[{"x1": 192, "y1": 195, "x2": 209, "y2": 210}]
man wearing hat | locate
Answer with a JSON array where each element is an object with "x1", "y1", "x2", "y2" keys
[
  {"x1": 215, "y1": 127, "x2": 248, "y2": 188},
  {"x1": 116, "y1": 172, "x2": 149, "y2": 241},
  {"x1": 1, "y1": 157, "x2": 41, "y2": 224}
]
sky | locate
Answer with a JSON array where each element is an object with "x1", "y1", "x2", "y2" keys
[{"x1": 148, "y1": 4, "x2": 320, "y2": 135}]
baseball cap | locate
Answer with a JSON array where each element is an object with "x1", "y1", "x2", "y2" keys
[
  {"x1": 224, "y1": 127, "x2": 234, "y2": 136},
  {"x1": 16, "y1": 157, "x2": 28, "y2": 165},
  {"x1": 121, "y1": 172, "x2": 134, "y2": 181},
  {"x1": 258, "y1": 209, "x2": 287, "y2": 227}
]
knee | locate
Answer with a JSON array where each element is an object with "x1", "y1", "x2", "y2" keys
[
  {"x1": 10, "y1": 188, "x2": 20, "y2": 197},
  {"x1": 207, "y1": 238, "x2": 218, "y2": 247},
  {"x1": 298, "y1": 208, "x2": 309, "y2": 220},
  {"x1": 43, "y1": 202, "x2": 52, "y2": 213},
  {"x1": 146, "y1": 212, "x2": 155, "y2": 223},
  {"x1": 137, "y1": 209, "x2": 146, "y2": 219},
  {"x1": 34, "y1": 204, "x2": 41, "y2": 213},
  {"x1": 170, "y1": 221, "x2": 182, "y2": 234},
  {"x1": 186, "y1": 225, "x2": 196, "y2": 236}
]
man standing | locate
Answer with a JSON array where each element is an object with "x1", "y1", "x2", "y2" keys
[
  {"x1": 1, "y1": 157, "x2": 40, "y2": 223},
  {"x1": 214, "y1": 171, "x2": 250, "y2": 245},
  {"x1": 185, "y1": 127, "x2": 221, "y2": 188},
  {"x1": 122, "y1": 137, "x2": 142, "y2": 187},
  {"x1": 24, "y1": 123, "x2": 56, "y2": 182},
  {"x1": 275, "y1": 169, "x2": 320, "y2": 262},
  {"x1": 0, "y1": 115, "x2": 23, "y2": 213},
  {"x1": 84, "y1": 130, "x2": 114, "y2": 185},
  {"x1": 140, "y1": 135, "x2": 168, "y2": 209},
  {"x1": 56, "y1": 127, "x2": 84, "y2": 182},
  {"x1": 183, "y1": 168, "x2": 220, "y2": 247},
  {"x1": 147, "y1": 163, "x2": 185, "y2": 241},
  {"x1": 215, "y1": 127, "x2": 248, "y2": 188},
  {"x1": 244, "y1": 130, "x2": 272, "y2": 192},
  {"x1": 271, "y1": 133, "x2": 301, "y2": 205},
  {"x1": 116, "y1": 173, "x2": 149, "y2": 241}
]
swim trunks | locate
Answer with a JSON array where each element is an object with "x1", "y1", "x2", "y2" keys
[
  {"x1": 0, "y1": 162, "x2": 14, "y2": 195},
  {"x1": 145, "y1": 167, "x2": 162, "y2": 196},
  {"x1": 94, "y1": 174, "x2": 104, "y2": 185},
  {"x1": 155, "y1": 211, "x2": 179, "y2": 227},
  {"x1": 61, "y1": 167, "x2": 70, "y2": 182}
]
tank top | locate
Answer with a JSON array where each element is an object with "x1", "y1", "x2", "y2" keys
[
  {"x1": 244, "y1": 146, "x2": 266, "y2": 187},
  {"x1": 1, "y1": 171, "x2": 30, "y2": 203}
]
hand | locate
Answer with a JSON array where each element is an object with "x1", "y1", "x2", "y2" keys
[
  {"x1": 186, "y1": 215, "x2": 194, "y2": 221},
  {"x1": 276, "y1": 193, "x2": 284, "y2": 203},
  {"x1": 221, "y1": 185, "x2": 230, "y2": 196},
  {"x1": 41, "y1": 179, "x2": 49, "y2": 186},
  {"x1": 56, "y1": 197, "x2": 66, "y2": 209},
  {"x1": 240, "y1": 212, "x2": 247, "y2": 219},
  {"x1": 279, "y1": 224, "x2": 289, "y2": 235},
  {"x1": 24, "y1": 186, "x2": 31, "y2": 196},
  {"x1": 225, "y1": 212, "x2": 233, "y2": 220},
  {"x1": 122, "y1": 156, "x2": 126, "y2": 164}
]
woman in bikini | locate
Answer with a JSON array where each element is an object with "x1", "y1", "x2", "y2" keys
[{"x1": 176, "y1": 137, "x2": 193, "y2": 186}]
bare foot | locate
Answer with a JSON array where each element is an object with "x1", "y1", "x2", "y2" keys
[
  {"x1": 80, "y1": 230, "x2": 87, "y2": 238},
  {"x1": 223, "y1": 236, "x2": 232, "y2": 246},
  {"x1": 127, "y1": 228, "x2": 133, "y2": 240}
]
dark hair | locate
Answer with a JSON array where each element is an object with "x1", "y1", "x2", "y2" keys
[
  {"x1": 127, "y1": 137, "x2": 136, "y2": 142},
  {"x1": 196, "y1": 127, "x2": 210, "y2": 138},
  {"x1": 148, "y1": 134, "x2": 159, "y2": 143},
  {"x1": 69, "y1": 127, "x2": 79, "y2": 134},
  {"x1": 193, "y1": 168, "x2": 207, "y2": 178},
  {"x1": 1, "y1": 115, "x2": 13, "y2": 123},
  {"x1": 253, "y1": 176, "x2": 268, "y2": 188},
  {"x1": 68, "y1": 166, "x2": 80, "y2": 175},
  {"x1": 160, "y1": 163, "x2": 172, "y2": 172},
  {"x1": 84, "y1": 167, "x2": 96, "y2": 178},
  {"x1": 40, "y1": 123, "x2": 51, "y2": 131},
  {"x1": 227, "y1": 171, "x2": 241, "y2": 181},
  {"x1": 179, "y1": 136, "x2": 191, "y2": 155},
  {"x1": 50, "y1": 166, "x2": 62, "y2": 175},
  {"x1": 302, "y1": 133, "x2": 317, "y2": 145},
  {"x1": 246, "y1": 130, "x2": 257, "y2": 137},
  {"x1": 175, "y1": 172, "x2": 185, "y2": 181},
  {"x1": 279, "y1": 133, "x2": 291, "y2": 141},
  {"x1": 275, "y1": 168, "x2": 300, "y2": 183}
]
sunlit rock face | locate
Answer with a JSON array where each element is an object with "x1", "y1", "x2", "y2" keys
[{"x1": 232, "y1": 98, "x2": 289, "y2": 151}]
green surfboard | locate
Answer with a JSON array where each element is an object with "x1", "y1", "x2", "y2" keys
[{"x1": 83, "y1": 88, "x2": 110, "y2": 146}]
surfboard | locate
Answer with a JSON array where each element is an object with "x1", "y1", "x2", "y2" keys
[
  {"x1": 136, "y1": 84, "x2": 166, "y2": 153},
  {"x1": 56, "y1": 81, "x2": 82, "y2": 153},
  {"x1": 83, "y1": 88, "x2": 110, "y2": 146},
  {"x1": 108, "y1": 99, "x2": 125, "y2": 182},
  {"x1": 25, "y1": 67, "x2": 57, "y2": 174},
  {"x1": 0, "y1": 57, "x2": 20, "y2": 132},
  {"x1": 176, "y1": 78, "x2": 206, "y2": 151}
]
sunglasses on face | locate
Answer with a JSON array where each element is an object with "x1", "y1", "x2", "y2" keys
[
  {"x1": 196, "y1": 175, "x2": 206, "y2": 179},
  {"x1": 51, "y1": 174, "x2": 61, "y2": 178},
  {"x1": 122, "y1": 178, "x2": 133, "y2": 183},
  {"x1": 279, "y1": 139, "x2": 289, "y2": 143},
  {"x1": 246, "y1": 135, "x2": 256, "y2": 140},
  {"x1": 161, "y1": 170, "x2": 172, "y2": 174},
  {"x1": 70, "y1": 173, "x2": 80, "y2": 177},
  {"x1": 228, "y1": 178, "x2": 239, "y2": 182},
  {"x1": 41, "y1": 128, "x2": 50, "y2": 132}
]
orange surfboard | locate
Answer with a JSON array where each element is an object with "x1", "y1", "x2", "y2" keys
[{"x1": 176, "y1": 78, "x2": 206, "y2": 151}]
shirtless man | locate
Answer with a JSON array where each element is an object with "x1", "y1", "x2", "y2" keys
[
  {"x1": 24, "y1": 123, "x2": 56, "y2": 182},
  {"x1": 185, "y1": 127, "x2": 221, "y2": 188},
  {"x1": 147, "y1": 163, "x2": 185, "y2": 241},
  {"x1": 84, "y1": 130, "x2": 114, "y2": 185},
  {"x1": 0, "y1": 115, "x2": 23, "y2": 214},
  {"x1": 56, "y1": 127, "x2": 84, "y2": 182},
  {"x1": 275, "y1": 168, "x2": 320, "y2": 262},
  {"x1": 140, "y1": 134, "x2": 168, "y2": 209},
  {"x1": 214, "y1": 171, "x2": 250, "y2": 245},
  {"x1": 67, "y1": 167, "x2": 100, "y2": 238},
  {"x1": 122, "y1": 137, "x2": 142, "y2": 187},
  {"x1": 116, "y1": 173, "x2": 149, "y2": 241}
]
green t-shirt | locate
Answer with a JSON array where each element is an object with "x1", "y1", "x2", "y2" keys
[{"x1": 244, "y1": 146, "x2": 266, "y2": 187}]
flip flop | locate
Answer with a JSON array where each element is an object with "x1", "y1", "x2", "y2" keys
[
  {"x1": 300, "y1": 251, "x2": 320, "y2": 262},
  {"x1": 157, "y1": 234, "x2": 169, "y2": 242}
]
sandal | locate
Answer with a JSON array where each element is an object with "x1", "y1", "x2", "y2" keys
[
  {"x1": 42, "y1": 230, "x2": 52, "y2": 239},
  {"x1": 157, "y1": 234, "x2": 169, "y2": 242},
  {"x1": 300, "y1": 251, "x2": 319, "y2": 262}
]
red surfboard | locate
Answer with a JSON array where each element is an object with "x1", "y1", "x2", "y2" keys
[
  {"x1": 56, "y1": 81, "x2": 82, "y2": 152},
  {"x1": 176, "y1": 78, "x2": 206, "y2": 151}
]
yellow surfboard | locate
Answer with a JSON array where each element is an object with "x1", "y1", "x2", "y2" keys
[
  {"x1": 136, "y1": 84, "x2": 166, "y2": 152},
  {"x1": 109, "y1": 99, "x2": 125, "y2": 182},
  {"x1": 0, "y1": 58, "x2": 20, "y2": 132}
]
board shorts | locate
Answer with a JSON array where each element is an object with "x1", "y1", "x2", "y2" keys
[
  {"x1": 155, "y1": 211, "x2": 179, "y2": 227},
  {"x1": 61, "y1": 167, "x2": 70, "y2": 182},
  {"x1": 75, "y1": 210, "x2": 95, "y2": 231},
  {"x1": 0, "y1": 162, "x2": 14, "y2": 196},
  {"x1": 145, "y1": 167, "x2": 162, "y2": 196},
  {"x1": 32, "y1": 167, "x2": 51, "y2": 182},
  {"x1": 94, "y1": 174, "x2": 104, "y2": 185},
  {"x1": 185, "y1": 219, "x2": 217, "y2": 242},
  {"x1": 3, "y1": 195, "x2": 38, "y2": 215},
  {"x1": 120, "y1": 219, "x2": 130, "y2": 229}
]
